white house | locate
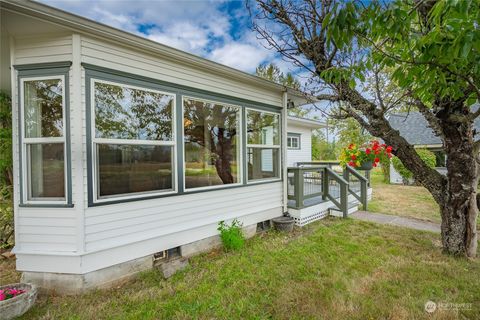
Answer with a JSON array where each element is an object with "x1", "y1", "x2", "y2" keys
[
  {"x1": 0, "y1": 0, "x2": 370, "y2": 293},
  {"x1": 286, "y1": 116, "x2": 326, "y2": 167}
]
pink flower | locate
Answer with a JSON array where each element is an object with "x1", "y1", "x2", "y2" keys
[{"x1": 0, "y1": 293, "x2": 5, "y2": 301}]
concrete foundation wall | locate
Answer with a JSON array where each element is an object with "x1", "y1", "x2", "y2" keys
[{"x1": 21, "y1": 223, "x2": 259, "y2": 294}]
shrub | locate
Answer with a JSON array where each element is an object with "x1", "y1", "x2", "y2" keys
[
  {"x1": 0, "y1": 92, "x2": 12, "y2": 185},
  {"x1": 392, "y1": 149, "x2": 436, "y2": 182},
  {"x1": 217, "y1": 219, "x2": 245, "y2": 251},
  {"x1": 0, "y1": 185, "x2": 14, "y2": 249}
]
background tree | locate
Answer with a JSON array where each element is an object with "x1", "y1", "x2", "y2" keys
[
  {"x1": 256, "y1": 63, "x2": 309, "y2": 117},
  {"x1": 0, "y1": 92, "x2": 13, "y2": 248},
  {"x1": 251, "y1": 0, "x2": 480, "y2": 257},
  {"x1": 312, "y1": 129, "x2": 337, "y2": 160}
]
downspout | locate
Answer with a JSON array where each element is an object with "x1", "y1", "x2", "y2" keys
[{"x1": 282, "y1": 89, "x2": 288, "y2": 214}]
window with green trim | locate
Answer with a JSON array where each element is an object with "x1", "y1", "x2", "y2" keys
[
  {"x1": 287, "y1": 134, "x2": 300, "y2": 150},
  {"x1": 21, "y1": 76, "x2": 67, "y2": 203},
  {"x1": 246, "y1": 109, "x2": 281, "y2": 181},
  {"x1": 183, "y1": 97, "x2": 241, "y2": 190},
  {"x1": 91, "y1": 79, "x2": 176, "y2": 201}
]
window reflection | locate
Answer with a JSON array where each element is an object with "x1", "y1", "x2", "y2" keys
[
  {"x1": 94, "y1": 82, "x2": 173, "y2": 141},
  {"x1": 184, "y1": 98, "x2": 240, "y2": 189},
  {"x1": 247, "y1": 110, "x2": 280, "y2": 145},
  {"x1": 97, "y1": 144, "x2": 173, "y2": 197},
  {"x1": 28, "y1": 143, "x2": 65, "y2": 199},
  {"x1": 247, "y1": 147, "x2": 279, "y2": 180},
  {"x1": 24, "y1": 79, "x2": 63, "y2": 138}
]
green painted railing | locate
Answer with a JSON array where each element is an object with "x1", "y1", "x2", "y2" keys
[{"x1": 288, "y1": 163, "x2": 369, "y2": 217}]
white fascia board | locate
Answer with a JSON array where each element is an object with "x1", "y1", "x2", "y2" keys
[{"x1": 287, "y1": 116, "x2": 326, "y2": 129}]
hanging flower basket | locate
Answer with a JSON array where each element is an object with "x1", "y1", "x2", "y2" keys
[
  {"x1": 339, "y1": 140, "x2": 393, "y2": 171},
  {"x1": 0, "y1": 283, "x2": 37, "y2": 320},
  {"x1": 356, "y1": 161, "x2": 373, "y2": 171}
]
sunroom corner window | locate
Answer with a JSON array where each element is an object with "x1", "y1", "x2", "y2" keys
[
  {"x1": 183, "y1": 97, "x2": 241, "y2": 190},
  {"x1": 21, "y1": 76, "x2": 67, "y2": 203},
  {"x1": 246, "y1": 109, "x2": 281, "y2": 182},
  {"x1": 92, "y1": 80, "x2": 175, "y2": 201}
]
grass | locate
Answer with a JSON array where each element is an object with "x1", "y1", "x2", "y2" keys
[
  {"x1": 368, "y1": 168, "x2": 442, "y2": 223},
  {"x1": 2, "y1": 219, "x2": 479, "y2": 319}
]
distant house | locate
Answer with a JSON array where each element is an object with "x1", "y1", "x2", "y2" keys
[
  {"x1": 388, "y1": 106, "x2": 480, "y2": 183},
  {"x1": 286, "y1": 116, "x2": 326, "y2": 167}
]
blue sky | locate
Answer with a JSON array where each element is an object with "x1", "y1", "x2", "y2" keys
[{"x1": 39, "y1": 0, "x2": 296, "y2": 74}]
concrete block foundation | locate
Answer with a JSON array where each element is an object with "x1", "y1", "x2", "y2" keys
[{"x1": 20, "y1": 222, "x2": 260, "y2": 294}]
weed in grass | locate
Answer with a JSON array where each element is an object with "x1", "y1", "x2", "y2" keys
[{"x1": 217, "y1": 219, "x2": 245, "y2": 251}]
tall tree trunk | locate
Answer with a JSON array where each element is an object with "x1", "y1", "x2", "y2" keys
[
  {"x1": 211, "y1": 128, "x2": 234, "y2": 184},
  {"x1": 439, "y1": 109, "x2": 478, "y2": 256}
]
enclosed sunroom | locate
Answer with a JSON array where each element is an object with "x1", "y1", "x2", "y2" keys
[{"x1": 1, "y1": 0, "x2": 371, "y2": 292}]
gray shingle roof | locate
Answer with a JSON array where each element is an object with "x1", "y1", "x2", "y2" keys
[{"x1": 388, "y1": 104, "x2": 480, "y2": 146}]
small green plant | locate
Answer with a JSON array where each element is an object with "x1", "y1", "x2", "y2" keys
[
  {"x1": 392, "y1": 149, "x2": 436, "y2": 183},
  {"x1": 217, "y1": 219, "x2": 245, "y2": 251}
]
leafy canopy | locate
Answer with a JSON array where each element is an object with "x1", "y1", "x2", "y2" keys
[{"x1": 324, "y1": 0, "x2": 480, "y2": 105}]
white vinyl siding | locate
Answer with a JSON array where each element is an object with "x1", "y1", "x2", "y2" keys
[
  {"x1": 286, "y1": 124, "x2": 312, "y2": 167},
  {"x1": 84, "y1": 182, "x2": 282, "y2": 252},
  {"x1": 12, "y1": 35, "x2": 80, "y2": 253},
  {"x1": 80, "y1": 37, "x2": 282, "y2": 106},
  {"x1": 14, "y1": 34, "x2": 73, "y2": 65}
]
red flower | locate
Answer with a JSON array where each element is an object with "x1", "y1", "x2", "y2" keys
[
  {"x1": 348, "y1": 161, "x2": 356, "y2": 167},
  {"x1": 374, "y1": 157, "x2": 380, "y2": 163},
  {"x1": 374, "y1": 150, "x2": 380, "y2": 155},
  {"x1": 365, "y1": 148, "x2": 371, "y2": 155},
  {"x1": 351, "y1": 154, "x2": 357, "y2": 160},
  {"x1": 373, "y1": 162, "x2": 377, "y2": 167},
  {"x1": 348, "y1": 144, "x2": 354, "y2": 150},
  {"x1": 386, "y1": 146, "x2": 393, "y2": 153}
]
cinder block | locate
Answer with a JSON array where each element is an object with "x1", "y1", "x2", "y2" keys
[
  {"x1": 180, "y1": 234, "x2": 222, "y2": 258},
  {"x1": 159, "y1": 257, "x2": 189, "y2": 279}
]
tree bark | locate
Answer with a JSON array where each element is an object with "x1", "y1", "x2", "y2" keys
[
  {"x1": 211, "y1": 128, "x2": 235, "y2": 184},
  {"x1": 437, "y1": 105, "x2": 478, "y2": 256}
]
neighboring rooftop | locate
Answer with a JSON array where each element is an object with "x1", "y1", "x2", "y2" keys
[{"x1": 389, "y1": 104, "x2": 480, "y2": 146}]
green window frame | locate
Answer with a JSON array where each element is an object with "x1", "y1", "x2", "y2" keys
[
  {"x1": 84, "y1": 64, "x2": 283, "y2": 206},
  {"x1": 15, "y1": 62, "x2": 73, "y2": 207}
]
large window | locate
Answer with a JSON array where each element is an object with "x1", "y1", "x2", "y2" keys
[
  {"x1": 21, "y1": 76, "x2": 66, "y2": 203},
  {"x1": 92, "y1": 80, "x2": 175, "y2": 200},
  {"x1": 246, "y1": 109, "x2": 281, "y2": 181},
  {"x1": 183, "y1": 97, "x2": 241, "y2": 189}
]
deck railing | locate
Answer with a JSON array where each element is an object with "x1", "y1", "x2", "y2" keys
[{"x1": 288, "y1": 162, "x2": 369, "y2": 217}]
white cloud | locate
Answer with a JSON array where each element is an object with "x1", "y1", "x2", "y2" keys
[
  {"x1": 147, "y1": 22, "x2": 210, "y2": 54},
  {"x1": 38, "y1": 0, "x2": 296, "y2": 73},
  {"x1": 209, "y1": 42, "x2": 273, "y2": 73}
]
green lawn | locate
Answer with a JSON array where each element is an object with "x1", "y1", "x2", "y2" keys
[
  {"x1": 368, "y1": 169, "x2": 480, "y2": 229},
  {"x1": 368, "y1": 168, "x2": 442, "y2": 223},
  {"x1": 3, "y1": 219, "x2": 479, "y2": 319}
]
